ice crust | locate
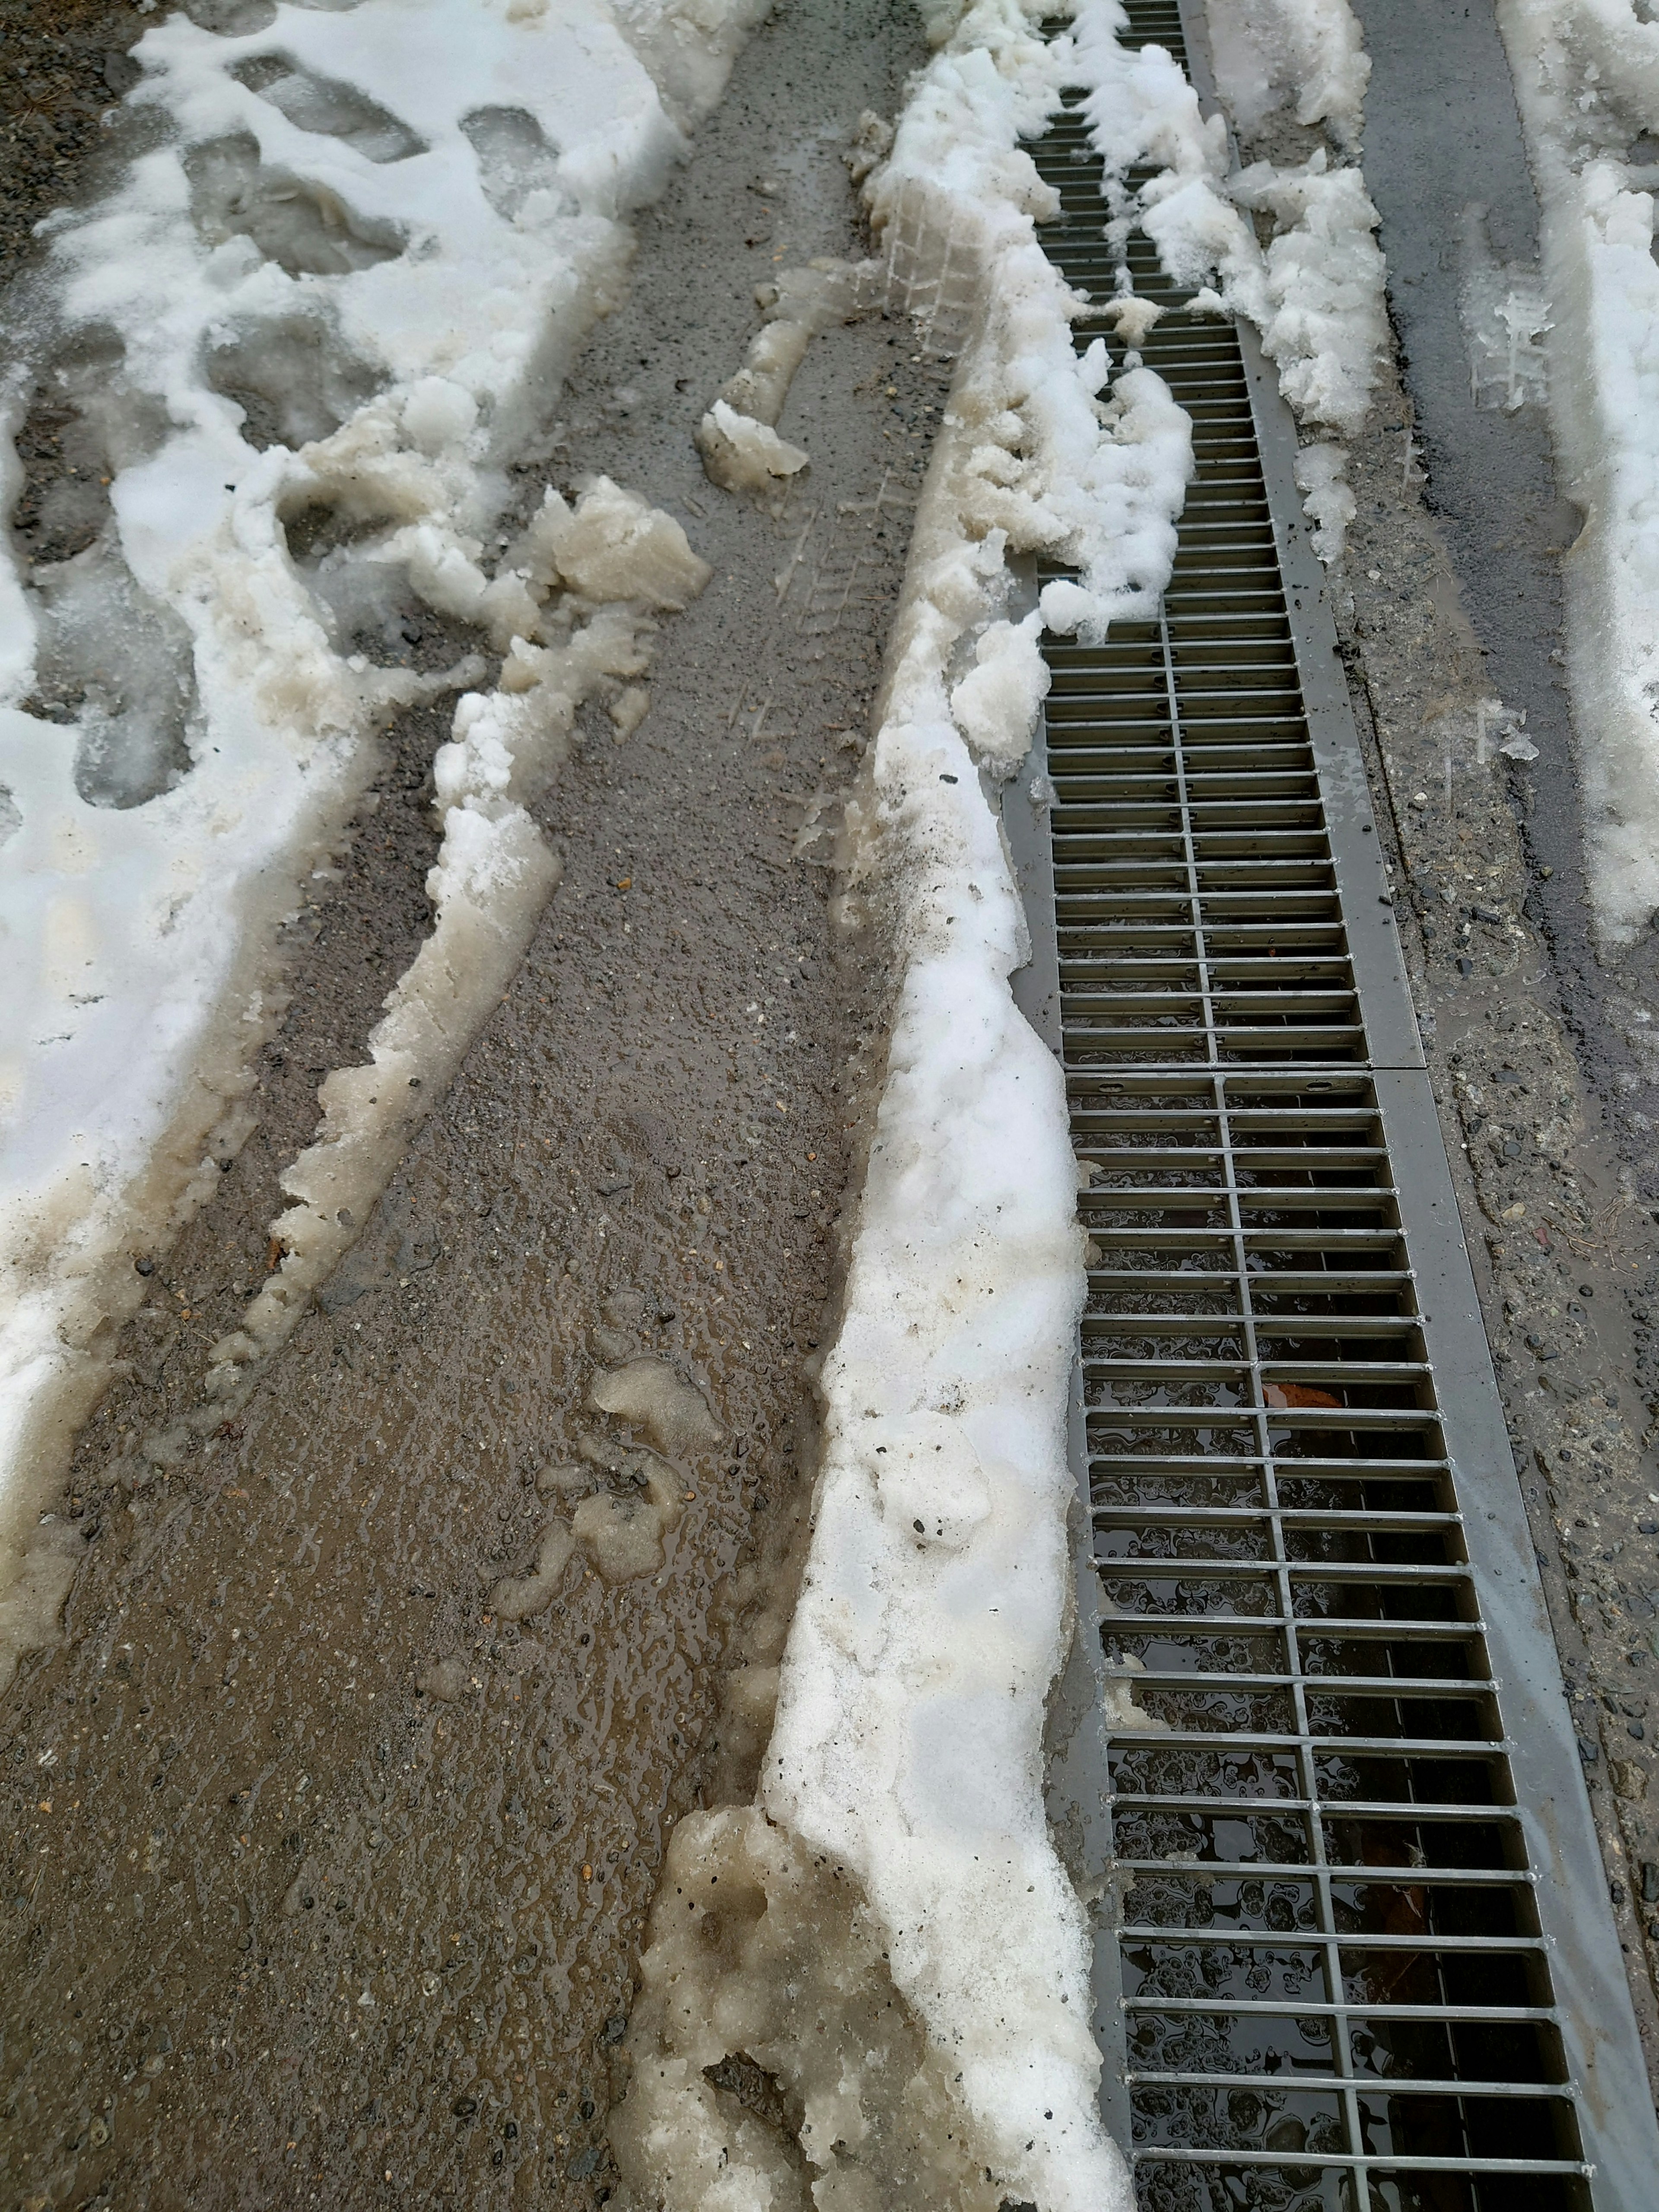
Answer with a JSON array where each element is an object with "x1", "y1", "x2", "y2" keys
[
  {"x1": 1490, "y1": 0, "x2": 1659, "y2": 944},
  {"x1": 0, "y1": 0, "x2": 755, "y2": 1679}
]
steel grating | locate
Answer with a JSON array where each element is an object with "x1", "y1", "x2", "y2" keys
[{"x1": 1013, "y1": 4, "x2": 1659, "y2": 2206}]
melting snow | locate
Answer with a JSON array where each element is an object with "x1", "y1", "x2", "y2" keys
[{"x1": 0, "y1": 0, "x2": 760, "y2": 1679}]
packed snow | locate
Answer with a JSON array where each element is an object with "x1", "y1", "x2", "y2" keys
[
  {"x1": 0, "y1": 0, "x2": 761, "y2": 1682},
  {"x1": 1491, "y1": 0, "x2": 1659, "y2": 945}
]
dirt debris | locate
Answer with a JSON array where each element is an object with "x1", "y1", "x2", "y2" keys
[{"x1": 1335, "y1": 346, "x2": 1659, "y2": 2076}]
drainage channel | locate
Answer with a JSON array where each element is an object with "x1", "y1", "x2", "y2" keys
[{"x1": 1014, "y1": 3, "x2": 1659, "y2": 2205}]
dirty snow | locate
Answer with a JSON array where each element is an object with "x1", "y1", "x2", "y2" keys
[
  {"x1": 1205, "y1": 0, "x2": 1370, "y2": 149},
  {"x1": 615, "y1": 1, "x2": 1207, "y2": 2205},
  {"x1": 1491, "y1": 0, "x2": 1659, "y2": 945},
  {"x1": 0, "y1": 0, "x2": 758, "y2": 1681}
]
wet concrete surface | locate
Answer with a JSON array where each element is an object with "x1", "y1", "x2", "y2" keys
[{"x1": 0, "y1": 0, "x2": 951, "y2": 2202}]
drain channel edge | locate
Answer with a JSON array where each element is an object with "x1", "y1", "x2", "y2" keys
[{"x1": 1014, "y1": 5, "x2": 1659, "y2": 2202}]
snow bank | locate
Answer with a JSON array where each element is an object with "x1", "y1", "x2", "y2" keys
[
  {"x1": 1491, "y1": 0, "x2": 1659, "y2": 944},
  {"x1": 614, "y1": 4, "x2": 1201, "y2": 2206},
  {"x1": 0, "y1": 0, "x2": 758, "y2": 1682}
]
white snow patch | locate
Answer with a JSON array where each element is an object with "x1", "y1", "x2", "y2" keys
[
  {"x1": 1075, "y1": 10, "x2": 1386, "y2": 445},
  {"x1": 1081, "y1": 0, "x2": 1383, "y2": 562},
  {"x1": 1293, "y1": 436, "x2": 1355, "y2": 561},
  {"x1": 0, "y1": 0, "x2": 754, "y2": 1680},
  {"x1": 1491, "y1": 0, "x2": 1659, "y2": 943}
]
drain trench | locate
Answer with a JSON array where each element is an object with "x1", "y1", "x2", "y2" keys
[{"x1": 1017, "y1": 4, "x2": 1659, "y2": 2205}]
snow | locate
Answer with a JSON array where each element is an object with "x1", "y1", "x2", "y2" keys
[
  {"x1": 1205, "y1": 0, "x2": 1370, "y2": 150},
  {"x1": 1076, "y1": 0, "x2": 1383, "y2": 556},
  {"x1": 0, "y1": 0, "x2": 760, "y2": 1682},
  {"x1": 1294, "y1": 434, "x2": 1356, "y2": 561},
  {"x1": 1491, "y1": 0, "x2": 1659, "y2": 945},
  {"x1": 615, "y1": 2, "x2": 1208, "y2": 2205},
  {"x1": 698, "y1": 258, "x2": 878, "y2": 491}
]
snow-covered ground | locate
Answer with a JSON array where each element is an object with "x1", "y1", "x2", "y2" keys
[
  {"x1": 0, "y1": 0, "x2": 760, "y2": 1679},
  {"x1": 1490, "y1": 0, "x2": 1659, "y2": 947}
]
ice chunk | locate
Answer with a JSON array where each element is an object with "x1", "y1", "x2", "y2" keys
[
  {"x1": 541, "y1": 477, "x2": 711, "y2": 608},
  {"x1": 571, "y1": 1450, "x2": 682, "y2": 1578},
  {"x1": 949, "y1": 610, "x2": 1050, "y2": 769},
  {"x1": 489, "y1": 1520, "x2": 575, "y2": 1619},
  {"x1": 696, "y1": 399, "x2": 809, "y2": 492}
]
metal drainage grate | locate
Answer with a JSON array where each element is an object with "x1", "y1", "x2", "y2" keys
[{"x1": 1014, "y1": 4, "x2": 1659, "y2": 2206}]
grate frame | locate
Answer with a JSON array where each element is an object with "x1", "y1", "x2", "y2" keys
[{"x1": 1017, "y1": 5, "x2": 1659, "y2": 2205}]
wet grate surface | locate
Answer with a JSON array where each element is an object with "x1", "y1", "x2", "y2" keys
[{"x1": 1021, "y1": 5, "x2": 1659, "y2": 2206}]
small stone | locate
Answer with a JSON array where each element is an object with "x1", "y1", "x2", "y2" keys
[{"x1": 1611, "y1": 1758, "x2": 1648, "y2": 1801}]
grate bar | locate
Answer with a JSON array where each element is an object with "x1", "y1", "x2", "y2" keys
[{"x1": 1020, "y1": 5, "x2": 1659, "y2": 2206}]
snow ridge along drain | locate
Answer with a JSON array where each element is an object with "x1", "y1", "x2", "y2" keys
[{"x1": 1017, "y1": 4, "x2": 1659, "y2": 2204}]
